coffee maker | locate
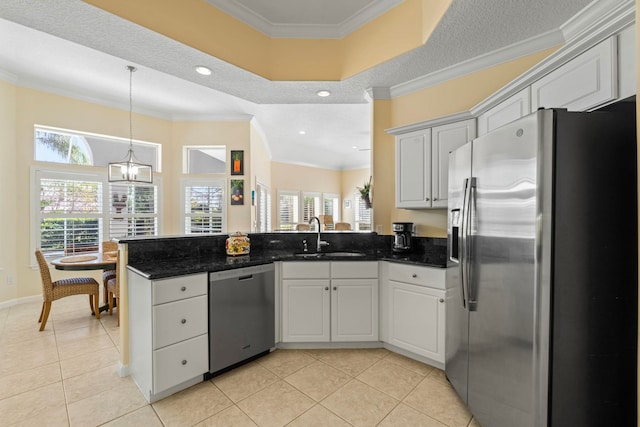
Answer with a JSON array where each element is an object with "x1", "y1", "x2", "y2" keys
[{"x1": 392, "y1": 222, "x2": 413, "y2": 253}]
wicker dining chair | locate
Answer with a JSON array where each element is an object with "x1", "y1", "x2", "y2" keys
[
  {"x1": 35, "y1": 249, "x2": 100, "y2": 331},
  {"x1": 106, "y1": 250, "x2": 121, "y2": 326},
  {"x1": 334, "y1": 222, "x2": 352, "y2": 230},
  {"x1": 101, "y1": 241, "x2": 118, "y2": 303}
]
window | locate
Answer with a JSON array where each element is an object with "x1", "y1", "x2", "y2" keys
[
  {"x1": 354, "y1": 193, "x2": 372, "y2": 231},
  {"x1": 37, "y1": 171, "x2": 103, "y2": 256},
  {"x1": 35, "y1": 126, "x2": 161, "y2": 171},
  {"x1": 183, "y1": 146, "x2": 226, "y2": 174},
  {"x1": 322, "y1": 193, "x2": 340, "y2": 224},
  {"x1": 34, "y1": 169, "x2": 160, "y2": 257},
  {"x1": 301, "y1": 192, "x2": 321, "y2": 225},
  {"x1": 278, "y1": 190, "x2": 299, "y2": 231},
  {"x1": 109, "y1": 183, "x2": 158, "y2": 239},
  {"x1": 256, "y1": 181, "x2": 271, "y2": 232},
  {"x1": 182, "y1": 179, "x2": 225, "y2": 234}
]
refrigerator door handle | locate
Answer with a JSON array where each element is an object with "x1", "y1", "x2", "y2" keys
[
  {"x1": 466, "y1": 177, "x2": 477, "y2": 312},
  {"x1": 459, "y1": 178, "x2": 470, "y2": 308}
]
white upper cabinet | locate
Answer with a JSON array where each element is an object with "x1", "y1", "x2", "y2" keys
[
  {"x1": 531, "y1": 37, "x2": 617, "y2": 111},
  {"x1": 396, "y1": 119, "x2": 475, "y2": 209},
  {"x1": 396, "y1": 129, "x2": 431, "y2": 209},
  {"x1": 617, "y1": 24, "x2": 636, "y2": 100},
  {"x1": 477, "y1": 88, "x2": 531, "y2": 136},
  {"x1": 431, "y1": 119, "x2": 476, "y2": 208}
]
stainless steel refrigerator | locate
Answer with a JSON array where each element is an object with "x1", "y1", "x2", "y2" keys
[{"x1": 446, "y1": 108, "x2": 637, "y2": 427}]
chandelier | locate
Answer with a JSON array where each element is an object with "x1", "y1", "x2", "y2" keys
[{"x1": 108, "y1": 65, "x2": 153, "y2": 183}]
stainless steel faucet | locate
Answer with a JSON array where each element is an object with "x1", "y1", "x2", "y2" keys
[{"x1": 309, "y1": 216, "x2": 329, "y2": 252}]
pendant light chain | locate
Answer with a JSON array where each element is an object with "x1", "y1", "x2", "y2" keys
[
  {"x1": 127, "y1": 65, "x2": 136, "y2": 153},
  {"x1": 107, "y1": 64, "x2": 152, "y2": 183}
]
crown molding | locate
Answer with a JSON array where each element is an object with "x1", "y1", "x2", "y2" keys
[
  {"x1": 0, "y1": 68, "x2": 18, "y2": 84},
  {"x1": 204, "y1": 0, "x2": 402, "y2": 39},
  {"x1": 366, "y1": 87, "x2": 391, "y2": 100},
  {"x1": 386, "y1": 111, "x2": 474, "y2": 135},
  {"x1": 170, "y1": 113, "x2": 254, "y2": 122},
  {"x1": 471, "y1": 0, "x2": 635, "y2": 116},
  {"x1": 391, "y1": 0, "x2": 635, "y2": 101},
  {"x1": 390, "y1": 28, "x2": 565, "y2": 99}
]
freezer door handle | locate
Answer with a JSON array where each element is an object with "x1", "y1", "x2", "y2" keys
[
  {"x1": 466, "y1": 178, "x2": 477, "y2": 312},
  {"x1": 459, "y1": 178, "x2": 470, "y2": 308}
]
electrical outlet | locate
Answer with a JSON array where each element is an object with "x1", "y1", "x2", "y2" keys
[
  {"x1": 376, "y1": 225, "x2": 383, "y2": 234},
  {"x1": 7, "y1": 276, "x2": 14, "y2": 286}
]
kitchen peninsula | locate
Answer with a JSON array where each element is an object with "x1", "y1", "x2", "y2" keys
[{"x1": 120, "y1": 232, "x2": 448, "y2": 402}]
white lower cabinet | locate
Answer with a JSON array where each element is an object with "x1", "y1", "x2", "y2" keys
[
  {"x1": 281, "y1": 261, "x2": 378, "y2": 343},
  {"x1": 282, "y1": 279, "x2": 331, "y2": 342},
  {"x1": 128, "y1": 271, "x2": 209, "y2": 402},
  {"x1": 382, "y1": 262, "x2": 446, "y2": 363}
]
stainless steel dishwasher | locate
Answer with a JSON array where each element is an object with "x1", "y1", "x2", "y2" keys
[{"x1": 208, "y1": 264, "x2": 275, "y2": 374}]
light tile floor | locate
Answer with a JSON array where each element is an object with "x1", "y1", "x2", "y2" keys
[{"x1": 0, "y1": 295, "x2": 480, "y2": 427}]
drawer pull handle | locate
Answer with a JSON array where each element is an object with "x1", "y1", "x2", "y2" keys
[
  {"x1": 180, "y1": 286, "x2": 187, "y2": 292},
  {"x1": 181, "y1": 360, "x2": 187, "y2": 365},
  {"x1": 181, "y1": 318, "x2": 187, "y2": 324},
  {"x1": 411, "y1": 273, "x2": 417, "y2": 278}
]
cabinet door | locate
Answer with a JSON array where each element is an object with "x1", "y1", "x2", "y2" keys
[
  {"x1": 431, "y1": 119, "x2": 476, "y2": 208},
  {"x1": 477, "y1": 88, "x2": 531, "y2": 136},
  {"x1": 396, "y1": 130, "x2": 431, "y2": 208},
  {"x1": 331, "y1": 279, "x2": 378, "y2": 342},
  {"x1": 282, "y1": 279, "x2": 330, "y2": 342},
  {"x1": 617, "y1": 24, "x2": 636, "y2": 100},
  {"x1": 531, "y1": 37, "x2": 617, "y2": 111},
  {"x1": 388, "y1": 280, "x2": 445, "y2": 362}
]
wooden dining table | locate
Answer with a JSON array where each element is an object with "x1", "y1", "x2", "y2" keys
[{"x1": 50, "y1": 252, "x2": 118, "y2": 313}]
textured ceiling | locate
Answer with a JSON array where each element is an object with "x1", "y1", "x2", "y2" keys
[{"x1": 0, "y1": 0, "x2": 596, "y2": 170}]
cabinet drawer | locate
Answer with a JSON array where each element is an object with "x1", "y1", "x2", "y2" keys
[
  {"x1": 153, "y1": 295, "x2": 208, "y2": 349},
  {"x1": 388, "y1": 263, "x2": 445, "y2": 289},
  {"x1": 153, "y1": 273, "x2": 207, "y2": 305},
  {"x1": 153, "y1": 334, "x2": 208, "y2": 394},
  {"x1": 331, "y1": 261, "x2": 378, "y2": 278},
  {"x1": 282, "y1": 262, "x2": 331, "y2": 279}
]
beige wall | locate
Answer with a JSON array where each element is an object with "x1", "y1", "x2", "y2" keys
[
  {"x1": 0, "y1": 79, "x2": 17, "y2": 303},
  {"x1": 1, "y1": 84, "x2": 259, "y2": 303},
  {"x1": 171, "y1": 120, "x2": 252, "y2": 233},
  {"x1": 371, "y1": 47, "x2": 562, "y2": 237}
]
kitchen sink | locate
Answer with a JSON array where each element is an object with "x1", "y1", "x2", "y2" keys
[{"x1": 294, "y1": 251, "x2": 366, "y2": 258}]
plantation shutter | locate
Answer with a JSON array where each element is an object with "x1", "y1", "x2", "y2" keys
[
  {"x1": 184, "y1": 182, "x2": 224, "y2": 233},
  {"x1": 39, "y1": 175, "x2": 103, "y2": 256},
  {"x1": 108, "y1": 183, "x2": 158, "y2": 239},
  {"x1": 278, "y1": 191, "x2": 299, "y2": 230}
]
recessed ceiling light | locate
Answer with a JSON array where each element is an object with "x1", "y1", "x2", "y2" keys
[
  {"x1": 299, "y1": 130, "x2": 306, "y2": 135},
  {"x1": 194, "y1": 65, "x2": 212, "y2": 76},
  {"x1": 316, "y1": 90, "x2": 331, "y2": 97}
]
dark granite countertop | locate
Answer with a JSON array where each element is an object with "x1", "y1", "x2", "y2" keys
[{"x1": 123, "y1": 232, "x2": 447, "y2": 279}]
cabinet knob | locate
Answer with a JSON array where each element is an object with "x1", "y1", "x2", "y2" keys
[
  {"x1": 433, "y1": 198, "x2": 438, "y2": 201},
  {"x1": 333, "y1": 286, "x2": 337, "y2": 291},
  {"x1": 411, "y1": 273, "x2": 417, "y2": 278},
  {"x1": 181, "y1": 318, "x2": 187, "y2": 324},
  {"x1": 180, "y1": 286, "x2": 187, "y2": 292},
  {"x1": 325, "y1": 287, "x2": 329, "y2": 291},
  {"x1": 181, "y1": 360, "x2": 187, "y2": 365},
  {"x1": 439, "y1": 298, "x2": 444, "y2": 303},
  {"x1": 425, "y1": 197, "x2": 430, "y2": 201}
]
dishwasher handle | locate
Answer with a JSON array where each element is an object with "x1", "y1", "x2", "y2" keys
[{"x1": 238, "y1": 274, "x2": 254, "y2": 281}]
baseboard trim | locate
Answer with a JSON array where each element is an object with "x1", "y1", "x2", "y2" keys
[{"x1": 0, "y1": 295, "x2": 41, "y2": 311}]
